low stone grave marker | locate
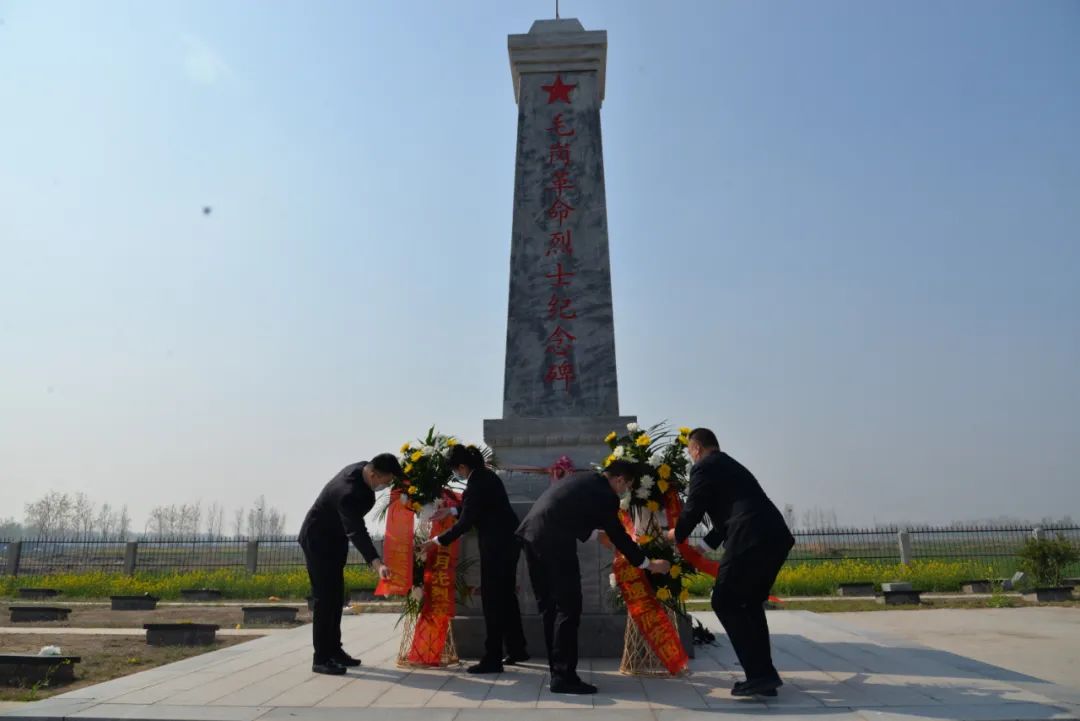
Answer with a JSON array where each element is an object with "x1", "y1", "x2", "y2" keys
[
  {"x1": 878, "y1": 582, "x2": 921, "y2": 605},
  {"x1": 17, "y1": 588, "x2": 61, "y2": 600},
  {"x1": 837, "y1": 582, "x2": 875, "y2": 597},
  {"x1": 10, "y1": 606, "x2": 72, "y2": 623},
  {"x1": 180, "y1": 589, "x2": 223, "y2": 602},
  {"x1": 111, "y1": 595, "x2": 159, "y2": 611},
  {"x1": 144, "y1": 623, "x2": 219, "y2": 646},
  {"x1": 960, "y1": 580, "x2": 992, "y2": 594},
  {"x1": 1023, "y1": 586, "x2": 1075, "y2": 603},
  {"x1": 0, "y1": 654, "x2": 80, "y2": 684},
  {"x1": 242, "y1": 606, "x2": 299, "y2": 624}
]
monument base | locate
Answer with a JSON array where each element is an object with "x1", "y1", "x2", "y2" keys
[
  {"x1": 450, "y1": 613, "x2": 696, "y2": 660},
  {"x1": 484, "y1": 415, "x2": 636, "y2": 495}
]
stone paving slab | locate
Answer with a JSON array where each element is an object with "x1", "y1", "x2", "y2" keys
[{"x1": 1, "y1": 611, "x2": 1077, "y2": 720}]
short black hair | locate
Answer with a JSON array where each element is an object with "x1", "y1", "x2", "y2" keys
[
  {"x1": 604, "y1": 459, "x2": 642, "y2": 481},
  {"x1": 688, "y1": 427, "x2": 719, "y2": 449},
  {"x1": 370, "y1": 453, "x2": 404, "y2": 478}
]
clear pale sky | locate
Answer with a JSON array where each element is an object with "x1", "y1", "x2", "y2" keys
[{"x1": 1, "y1": 1, "x2": 1078, "y2": 531}]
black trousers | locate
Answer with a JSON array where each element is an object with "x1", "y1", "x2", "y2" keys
[
  {"x1": 710, "y1": 539, "x2": 793, "y2": 682},
  {"x1": 302, "y1": 543, "x2": 346, "y2": 664},
  {"x1": 523, "y1": 541, "x2": 581, "y2": 684},
  {"x1": 479, "y1": 539, "x2": 528, "y2": 663}
]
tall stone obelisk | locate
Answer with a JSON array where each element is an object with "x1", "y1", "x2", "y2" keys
[
  {"x1": 484, "y1": 18, "x2": 635, "y2": 499},
  {"x1": 453, "y1": 18, "x2": 635, "y2": 659}
]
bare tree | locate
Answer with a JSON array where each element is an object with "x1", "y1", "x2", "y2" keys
[
  {"x1": 24, "y1": 491, "x2": 75, "y2": 537},
  {"x1": 95, "y1": 503, "x2": 116, "y2": 539},
  {"x1": 232, "y1": 507, "x2": 245, "y2": 539},
  {"x1": 205, "y1": 502, "x2": 225, "y2": 539},
  {"x1": 72, "y1": 492, "x2": 96, "y2": 537},
  {"x1": 801, "y1": 506, "x2": 839, "y2": 530},
  {"x1": 783, "y1": 504, "x2": 797, "y2": 532},
  {"x1": 245, "y1": 496, "x2": 286, "y2": 538},
  {"x1": 117, "y1": 505, "x2": 131, "y2": 540}
]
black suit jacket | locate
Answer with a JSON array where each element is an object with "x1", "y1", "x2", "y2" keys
[
  {"x1": 437, "y1": 467, "x2": 519, "y2": 550},
  {"x1": 516, "y1": 472, "x2": 646, "y2": 567},
  {"x1": 674, "y1": 451, "x2": 793, "y2": 557},
  {"x1": 298, "y1": 462, "x2": 380, "y2": 564}
]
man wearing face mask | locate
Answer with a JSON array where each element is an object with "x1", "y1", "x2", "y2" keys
[
  {"x1": 424, "y1": 444, "x2": 527, "y2": 674},
  {"x1": 299, "y1": 454, "x2": 402, "y2": 675},
  {"x1": 666, "y1": 428, "x2": 794, "y2": 698},
  {"x1": 517, "y1": 459, "x2": 672, "y2": 695}
]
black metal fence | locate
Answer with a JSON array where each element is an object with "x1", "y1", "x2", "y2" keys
[{"x1": 1, "y1": 524, "x2": 1078, "y2": 576}]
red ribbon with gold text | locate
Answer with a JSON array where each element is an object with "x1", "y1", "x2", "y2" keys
[
  {"x1": 375, "y1": 491, "x2": 414, "y2": 596},
  {"x1": 613, "y1": 510, "x2": 689, "y2": 675},
  {"x1": 407, "y1": 490, "x2": 462, "y2": 665}
]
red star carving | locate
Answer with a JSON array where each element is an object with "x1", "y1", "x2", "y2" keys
[{"x1": 542, "y1": 74, "x2": 576, "y2": 104}]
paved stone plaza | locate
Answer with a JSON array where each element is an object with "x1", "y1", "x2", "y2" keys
[{"x1": 2, "y1": 609, "x2": 1078, "y2": 720}]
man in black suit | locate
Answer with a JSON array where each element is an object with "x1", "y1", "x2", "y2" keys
[
  {"x1": 517, "y1": 460, "x2": 672, "y2": 695},
  {"x1": 298, "y1": 453, "x2": 402, "y2": 675},
  {"x1": 667, "y1": 428, "x2": 795, "y2": 697},
  {"x1": 426, "y1": 444, "x2": 528, "y2": 674}
]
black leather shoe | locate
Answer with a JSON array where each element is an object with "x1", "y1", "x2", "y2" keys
[
  {"x1": 503, "y1": 652, "x2": 530, "y2": 665},
  {"x1": 731, "y1": 677, "x2": 782, "y2": 697},
  {"x1": 312, "y1": 661, "x2": 347, "y2": 675},
  {"x1": 467, "y1": 660, "x2": 504, "y2": 674},
  {"x1": 332, "y1": 653, "x2": 362, "y2": 667},
  {"x1": 550, "y1": 680, "x2": 598, "y2": 695}
]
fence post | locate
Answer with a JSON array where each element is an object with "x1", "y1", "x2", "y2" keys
[
  {"x1": 246, "y1": 541, "x2": 259, "y2": 574},
  {"x1": 123, "y1": 542, "x2": 138, "y2": 575},
  {"x1": 4, "y1": 541, "x2": 22, "y2": 577},
  {"x1": 897, "y1": 530, "x2": 912, "y2": 565}
]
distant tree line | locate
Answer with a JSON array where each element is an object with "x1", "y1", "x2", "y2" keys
[{"x1": 1, "y1": 491, "x2": 287, "y2": 540}]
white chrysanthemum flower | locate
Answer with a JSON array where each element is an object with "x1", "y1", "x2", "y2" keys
[
  {"x1": 649, "y1": 452, "x2": 664, "y2": 466},
  {"x1": 635, "y1": 487, "x2": 651, "y2": 500},
  {"x1": 619, "y1": 495, "x2": 631, "y2": 511},
  {"x1": 417, "y1": 502, "x2": 438, "y2": 523},
  {"x1": 39, "y1": 646, "x2": 62, "y2": 656},
  {"x1": 409, "y1": 587, "x2": 424, "y2": 602},
  {"x1": 627, "y1": 422, "x2": 640, "y2": 433},
  {"x1": 421, "y1": 445, "x2": 434, "y2": 457},
  {"x1": 612, "y1": 445, "x2": 625, "y2": 459},
  {"x1": 398, "y1": 454, "x2": 407, "y2": 465},
  {"x1": 639, "y1": 475, "x2": 654, "y2": 489}
]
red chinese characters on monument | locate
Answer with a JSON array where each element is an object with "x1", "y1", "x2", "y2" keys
[{"x1": 536, "y1": 75, "x2": 583, "y2": 394}]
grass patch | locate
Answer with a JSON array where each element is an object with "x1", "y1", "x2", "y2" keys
[
  {"x1": 682, "y1": 559, "x2": 1008, "y2": 597},
  {"x1": 0, "y1": 568, "x2": 377, "y2": 601},
  {"x1": 0, "y1": 634, "x2": 250, "y2": 702}
]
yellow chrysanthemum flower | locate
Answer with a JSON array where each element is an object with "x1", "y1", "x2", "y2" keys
[
  {"x1": 677, "y1": 435, "x2": 689, "y2": 446},
  {"x1": 404, "y1": 463, "x2": 414, "y2": 474},
  {"x1": 410, "y1": 450, "x2": 423, "y2": 462},
  {"x1": 635, "y1": 434, "x2": 652, "y2": 447},
  {"x1": 658, "y1": 463, "x2": 672, "y2": 480},
  {"x1": 447, "y1": 438, "x2": 458, "y2": 447},
  {"x1": 679, "y1": 427, "x2": 691, "y2": 435},
  {"x1": 603, "y1": 454, "x2": 615, "y2": 467},
  {"x1": 604, "y1": 431, "x2": 617, "y2": 443},
  {"x1": 655, "y1": 587, "x2": 672, "y2": 601},
  {"x1": 400, "y1": 442, "x2": 411, "y2": 453},
  {"x1": 657, "y1": 479, "x2": 669, "y2": 494},
  {"x1": 646, "y1": 500, "x2": 660, "y2": 513},
  {"x1": 637, "y1": 534, "x2": 653, "y2": 545},
  {"x1": 670, "y1": 564, "x2": 682, "y2": 579},
  {"x1": 411, "y1": 502, "x2": 422, "y2": 512},
  {"x1": 679, "y1": 588, "x2": 690, "y2": 601},
  {"x1": 407, "y1": 486, "x2": 418, "y2": 496}
]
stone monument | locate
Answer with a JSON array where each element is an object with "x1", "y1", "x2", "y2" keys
[{"x1": 452, "y1": 17, "x2": 634, "y2": 658}]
